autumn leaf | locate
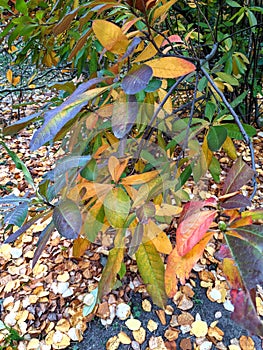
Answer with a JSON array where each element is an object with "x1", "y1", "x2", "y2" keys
[
  {"x1": 92, "y1": 20, "x2": 129, "y2": 54},
  {"x1": 72, "y1": 237, "x2": 91, "y2": 258},
  {"x1": 165, "y1": 232, "x2": 214, "y2": 297},
  {"x1": 136, "y1": 240, "x2": 167, "y2": 308},
  {"x1": 98, "y1": 247, "x2": 125, "y2": 299},
  {"x1": 104, "y1": 187, "x2": 131, "y2": 228},
  {"x1": 176, "y1": 198, "x2": 217, "y2": 256},
  {"x1": 145, "y1": 57, "x2": 195, "y2": 78}
]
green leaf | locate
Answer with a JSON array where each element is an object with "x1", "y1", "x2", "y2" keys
[
  {"x1": 53, "y1": 199, "x2": 82, "y2": 239},
  {"x1": 205, "y1": 101, "x2": 216, "y2": 122},
  {"x1": 82, "y1": 204, "x2": 105, "y2": 242},
  {"x1": 246, "y1": 10, "x2": 257, "y2": 32},
  {"x1": 104, "y1": 187, "x2": 131, "y2": 228},
  {"x1": 80, "y1": 158, "x2": 98, "y2": 181},
  {"x1": 0, "y1": 141, "x2": 35, "y2": 190},
  {"x1": 222, "y1": 157, "x2": 255, "y2": 194},
  {"x1": 3, "y1": 112, "x2": 42, "y2": 136},
  {"x1": 222, "y1": 123, "x2": 257, "y2": 140},
  {"x1": 207, "y1": 126, "x2": 227, "y2": 151},
  {"x1": 4, "y1": 202, "x2": 28, "y2": 227},
  {"x1": 122, "y1": 65, "x2": 153, "y2": 95},
  {"x1": 144, "y1": 79, "x2": 162, "y2": 93},
  {"x1": 128, "y1": 223, "x2": 144, "y2": 257},
  {"x1": 0, "y1": 0, "x2": 11, "y2": 10},
  {"x1": 32, "y1": 221, "x2": 55, "y2": 267},
  {"x1": 118, "y1": 262, "x2": 126, "y2": 279},
  {"x1": 216, "y1": 72, "x2": 239, "y2": 86},
  {"x1": 98, "y1": 247, "x2": 125, "y2": 299},
  {"x1": 15, "y1": 0, "x2": 28, "y2": 15},
  {"x1": 226, "y1": 0, "x2": 241, "y2": 6},
  {"x1": 135, "y1": 240, "x2": 167, "y2": 308},
  {"x1": 209, "y1": 156, "x2": 221, "y2": 183}
]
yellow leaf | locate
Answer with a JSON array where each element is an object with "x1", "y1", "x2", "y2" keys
[
  {"x1": 121, "y1": 170, "x2": 159, "y2": 185},
  {"x1": 72, "y1": 237, "x2": 91, "y2": 258},
  {"x1": 92, "y1": 19, "x2": 129, "y2": 54},
  {"x1": 145, "y1": 220, "x2": 172, "y2": 254},
  {"x1": 12, "y1": 76, "x2": 21, "y2": 87},
  {"x1": 158, "y1": 88, "x2": 172, "y2": 113},
  {"x1": 152, "y1": 0, "x2": 178, "y2": 22},
  {"x1": 6, "y1": 69, "x2": 13, "y2": 84},
  {"x1": 202, "y1": 135, "x2": 213, "y2": 167},
  {"x1": 146, "y1": 57, "x2": 196, "y2": 78},
  {"x1": 108, "y1": 156, "x2": 129, "y2": 183},
  {"x1": 155, "y1": 204, "x2": 182, "y2": 216},
  {"x1": 133, "y1": 33, "x2": 164, "y2": 63},
  {"x1": 222, "y1": 136, "x2": 237, "y2": 160}
]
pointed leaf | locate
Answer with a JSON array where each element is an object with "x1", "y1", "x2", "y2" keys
[
  {"x1": 98, "y1": 247, "x2": 125, "y2": 298},
  {"x1": 122, "y1": 65, "x2": 153, "y2": 95},
  {"x1": 161, "y1": 35, "x2": 183, "y2": 46},
  {"x1": 104, "y1": 187, "x2": 131, "y2": 228},
  {"x1": 32, "y1": 222, "x2": 55, "y2": 267},
  {"x1": 53, "y1": 8, "x2": 79, "y2": 36},
  {"x1": 53, "y1": 199, "x2": 82, "y2": 239},
  {"x1": 4, "y1": 202, "x2": 28, "y2": 227},
  {"x1": 133, "y1": 34, "x2": 164, "y2": 63},
  {"x1": 221, "y1": 194, "x2": 251, "y2": 209},
  {"x1": 146, "y1": 57, "x2": 195, "y2": 78},
  {"x1": 82, "y1": 202, "x2": 105, "y2": 242},
  {"x1": 230, "y1": 289, "x2": 263, "y2": 336},
  {"x1": 0, "y1": 194, "x2": 30, "y2": 204},
  {"x1": 30, "y1": 78, "x2": 108, "y2": 151},
  {"x1": 6, "y1": 69, "x2": 13, "y2": 84},
  {"x1": 176, "y1": 199, "x2": 217, "y2": 256},
  {"x1": 222, "y1": 157, "x2": 255, "y2": 194},
  {"x1": 1, "y1": 141, "x2": 35, "y2": 189},
  {"x1": 129, "y1": 223, "x2": 144, "y2": 257},
  {"x1": 92, "y1": 19, "x2": 129, "y2": 54},
  {"x1": 3, "y1": 112, "x2": 42, "y2": 136},
  {"x1": 122, "y1": 36, "x2": 142, "y2": 60},
  {"x1": 46, "y1": 155, "x2": 91, "y2": 180},
  {"x1": 15, "y1": 0, "x2": 28, "y2": 15},
  {"x1": 112, "y1": 96, "x2": 139, "y2": 138},
  {"x1": 4, "y1": 212, "x2": 46, "y2": 243},
  {"x1": 207, "y1": 126, "x2": 227, "y2": 151},
  {"x1": 152, "y1": 0, "x2": 178, "y2": 22},
  {"x1": 121, "y1": 170, "x2": 159, "y2": 186},
  {"x1": 136, "y1": 240, "x2": 167, "y2": 308},
  {"x1": 225, "y1": 227, "x2": 263, "y2": 288},
  {"x1": 72, "y1": 237, "x2": 91, "y2": 258},
  {"x1": 165, "y1": 232, "x2": 214, "y2": 297},
  {"x1": 222, "y1": 136, "x2": 237, "y2": 160}
]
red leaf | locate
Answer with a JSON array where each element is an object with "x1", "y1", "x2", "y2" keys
[
  {"x1": 176, "y1": 198, "x2": 217, "y2": 256},
  {"x1": 161, "y1": 35, "x2": 183, "y2": 46}
]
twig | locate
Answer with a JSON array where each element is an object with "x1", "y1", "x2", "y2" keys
[{"x1": 201, "y1": 66, "x2": 257, "y2": 199}]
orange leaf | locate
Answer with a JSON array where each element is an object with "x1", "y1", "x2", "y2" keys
[
  {"x1": 12, "y1": 76, "x2": 21, "y2": 86},
  {"x1": 146, "y1": 57, "x2": 196, "y2": 78},
  {"x1": 108, "y1": 156, "x2": 129, "y2": 183},
  {"x1": 6, "y1": 69, "x2": 13, "y2": 84},
  {"x1": 92, "y1": 20, "x2": 129, "y2": 54},
  {"x1": 230, "y1": 216, "x2": 253, "y2": 228},
  {"x1": 120, "y1": 170, "x2": 159, "y2": 185},
  {"x1": 133, "y1": 33, "x2": 164, "y2": 62},
  {"x1": 165, "y1": 232, "x2": 214, "y2": 297},
  {"x1": 72, "y1": 237, "x2": 91, "y2": 258},
  {"x1": 176, "y1": 198, "x2": 217, "y2": 256},
  {"x1": 144, "y1": 220, "x2": 172, "y2": 254}
]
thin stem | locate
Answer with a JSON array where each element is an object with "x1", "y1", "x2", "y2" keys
[{"x1": 201, "y1": 67, "x2": 257, "y2": 199}]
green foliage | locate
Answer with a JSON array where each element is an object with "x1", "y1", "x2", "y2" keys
[{"x1": 1, "y1": 0, "x2": 263, "y2": 337}]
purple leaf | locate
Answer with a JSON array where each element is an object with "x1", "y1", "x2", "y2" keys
[
  {"x1": 53, "y1": 199, "x2": 82, "y2": 239},
  {"x1": 122, "y1": 64, "x2": 153, "y2": 95},
  {"x1": 112, "y1": 95, "x2": 139, "y2": 139},
  {"x1": 220, "y1": 194, "x2": 251, "y2": 209},
  {"x1": 32, "y1": 222, "x2": 55, "y2": 267},
  {"x1": 122, "y1": 37, "x2": 141, "y2": 60},
  {"x1": 222, "y1": 157, "x2": 255, "y2": 194},
  {"x1": 230, "y1": 289, "x2": 263, "y2": 336}
]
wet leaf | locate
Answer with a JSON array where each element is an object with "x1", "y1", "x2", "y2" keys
[
  {"x1": 136, "y1": 240, "x2": 167, "y2": 308},
  {"x1": 53, "y1": 199, "x2": 82, "y2": 239}
]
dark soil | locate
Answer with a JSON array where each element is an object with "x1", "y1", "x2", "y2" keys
[{"x1": 67, "y1": 279, "x2": 263, "y2": 350}]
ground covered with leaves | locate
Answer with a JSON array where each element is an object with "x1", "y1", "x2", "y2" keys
[{"x1": 0, "y1": 121, "x2": 263, "y2": 349}]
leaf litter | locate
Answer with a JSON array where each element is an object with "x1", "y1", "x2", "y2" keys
[{"x1": 0, "y1": 129, "x2": 263, "y2": 349}]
